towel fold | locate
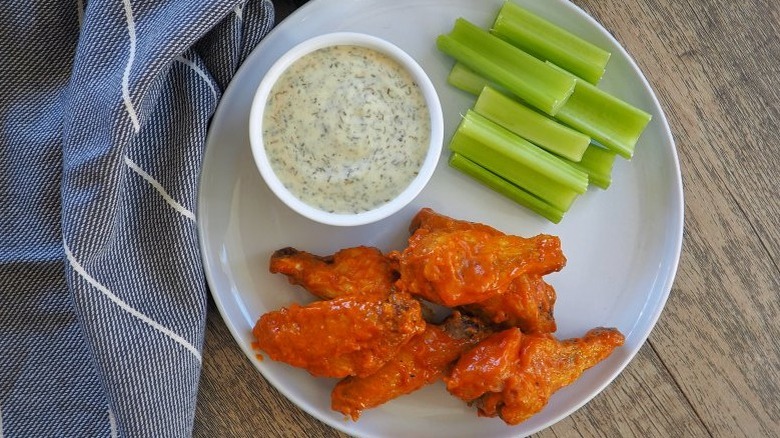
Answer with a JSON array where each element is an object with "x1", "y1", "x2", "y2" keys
[{"x1": 0, "y1": 1, "x2": 275, "y2": 436}]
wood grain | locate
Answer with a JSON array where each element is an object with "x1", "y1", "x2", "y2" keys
[{"x1": 194, "y1": 0, "x2": 780, "y2": 436}]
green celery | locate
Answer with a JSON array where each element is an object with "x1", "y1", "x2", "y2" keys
[
  {"x1": 447, "y1": 61, "x2": 652, "y2": 160},
  {"x1": 447, "y1": 62, "x2": 496, "y2": 95},
  {"x1": 492, "y1": 2, "x2": 611, "y2": 84},
  {"x1": 449, "y1": 153, "x2": 565, "y2": 223},
  {"x1": 449, "y1": 130, "x2": 579, "y2": 211},
  {"x1": 568, "y1": 144, "x2": 617, "y2": 189},
  {"x1": 474, "y1": 86, "x2": 591, "y2": 162},
  {"x1": 447, "y1": 62, "x2": 490, "y2": 96},
  {"x1": 456, "y1": 110, "x2": 589, "y2": 194},
  {"x1": 549, "y1": 61, "x2": 652, "y2": 159},
  {"x1": 437, "y1": 18, "x2": 576, "y2": 115}
]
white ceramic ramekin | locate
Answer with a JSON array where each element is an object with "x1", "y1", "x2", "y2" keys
[{"x1": 248, "y1": 32, "x2": 443, "y2": 227}]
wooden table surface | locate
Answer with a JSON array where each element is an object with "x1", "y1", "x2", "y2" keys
[{"x1": 194, "y1": 0, "x2": 780, "y2": 436}]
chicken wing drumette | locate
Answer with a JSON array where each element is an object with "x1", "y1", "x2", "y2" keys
[{"x1": 269, "y1": 246, "x2": 397, "y2": 300}]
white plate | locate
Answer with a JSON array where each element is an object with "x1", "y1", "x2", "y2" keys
[{"x1": 198, "y1": 0, "x2": 683, "y2": 437}]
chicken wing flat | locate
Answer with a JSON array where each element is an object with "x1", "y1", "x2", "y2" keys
[
  {"x1": 461, "y1": 274, "x2": 557, "y2": 334},
  {"x1": 330, "y1": 311, "x2": 492, "y2": 420},
  {"x1": 444, "y1": 327, "x2": 624, "y2": 425},
  {"x1": 269, "y1": 246, "x2": 397, "y2": 300},
  {"x1": 253, "y1": 292, "x2": 425, "y2": 378},
  {"x1": 392, "y1": 228, "x2": 566, "y2": 307},
  {"x1": 407, "y1": 208, "x2": 559, "y2": 333}
]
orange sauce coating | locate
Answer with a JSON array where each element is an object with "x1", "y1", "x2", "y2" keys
[{"x1": 253, "y1": 292, "x2": 425, "y2": 378}]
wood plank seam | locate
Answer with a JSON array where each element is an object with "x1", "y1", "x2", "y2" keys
[
  {"x1": 647, "y1": 338, "x2": 715, "y2": 437},
  {"x1": 723, "y1": 185, "x2": 780, "y2": 278}
]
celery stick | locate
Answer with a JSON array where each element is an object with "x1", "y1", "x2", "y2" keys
[
  {"x1": 549, "y1": 62, "x2": 652, "y2": 159},
  {"x1": 449, "y1": 131, "x2": 579, "y2": 211},
  {"x1": 447, "y1": 62, "x2": 491, "y2": 96},
  {"x1": 568, "y1": 144, "x2": 617, "y2": 189},
  {"x1": 457, "y1": 110, "x2": 589, "y2": 193},
  {"x1": 448, "y1": 61, "x2": 652, "y2": 160},
  {"x1": 492, "y1": 2, "x2": 610, "y2": 84},
  {"x1": 449, "y1": 153, "x2": 565, "y2": 223},
  {"x1": 447, "y1": 62, "x2": 497, "y2": 95},
  {"x1": 437, "y1": 18, "x2": 576, "y2": 115},
  {"x1": 474, "y1": 86, "x2": 591, "y2": 162}
]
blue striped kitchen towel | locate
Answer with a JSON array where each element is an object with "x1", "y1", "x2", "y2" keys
[{"x1": 0, "y1": 0, "x2": 274, "y2": 436}]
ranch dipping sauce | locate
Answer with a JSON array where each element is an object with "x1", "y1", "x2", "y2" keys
[{"x1": 262, "y1": 44, "x2": 431, "y2": 214}]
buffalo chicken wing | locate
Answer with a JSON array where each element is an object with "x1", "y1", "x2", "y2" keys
[
  {"x1": 269, "y1": 246, "x2": 397, "y2": 300},
  {"x1": 253, "y1": 292, "x2": 425, "y2": 378},
  {"x1": 331, "y1": 311, "x2": 492, "y2": 420},
  {"x1": 392, "y1": 225, "x2": 565, "y2": 307},
  {"x1": 405, "y1": 208, "x2": 560, "y2": 333},
  {"x1": 444, "y1": 327, "x2": 625, "y2": 425}
]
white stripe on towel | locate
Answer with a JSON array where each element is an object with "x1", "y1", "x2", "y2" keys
[
  {"x1": 64, "y1": 240, "x2": 202, "y2": 362},
  {"x1": 121, "y1": 0, "x2": 140, "y2": 132},
  {"x1": 108, "y1": 408, "x2": 118, "y2": 438},
  {"x1": 175, "y1": 56, "x2": 218, "y2": 102},
  {"x1": 123, "y1": 156, "x2": 196, "y2": 223}
]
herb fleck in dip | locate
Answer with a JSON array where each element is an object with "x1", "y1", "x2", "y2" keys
[{"x1": 262, "y1": 45, "x2": 431, "y2": 214}]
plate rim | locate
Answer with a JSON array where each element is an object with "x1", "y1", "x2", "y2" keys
[{"x1": 197, "y1": 0, "x2": 684, "y2": 435}]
